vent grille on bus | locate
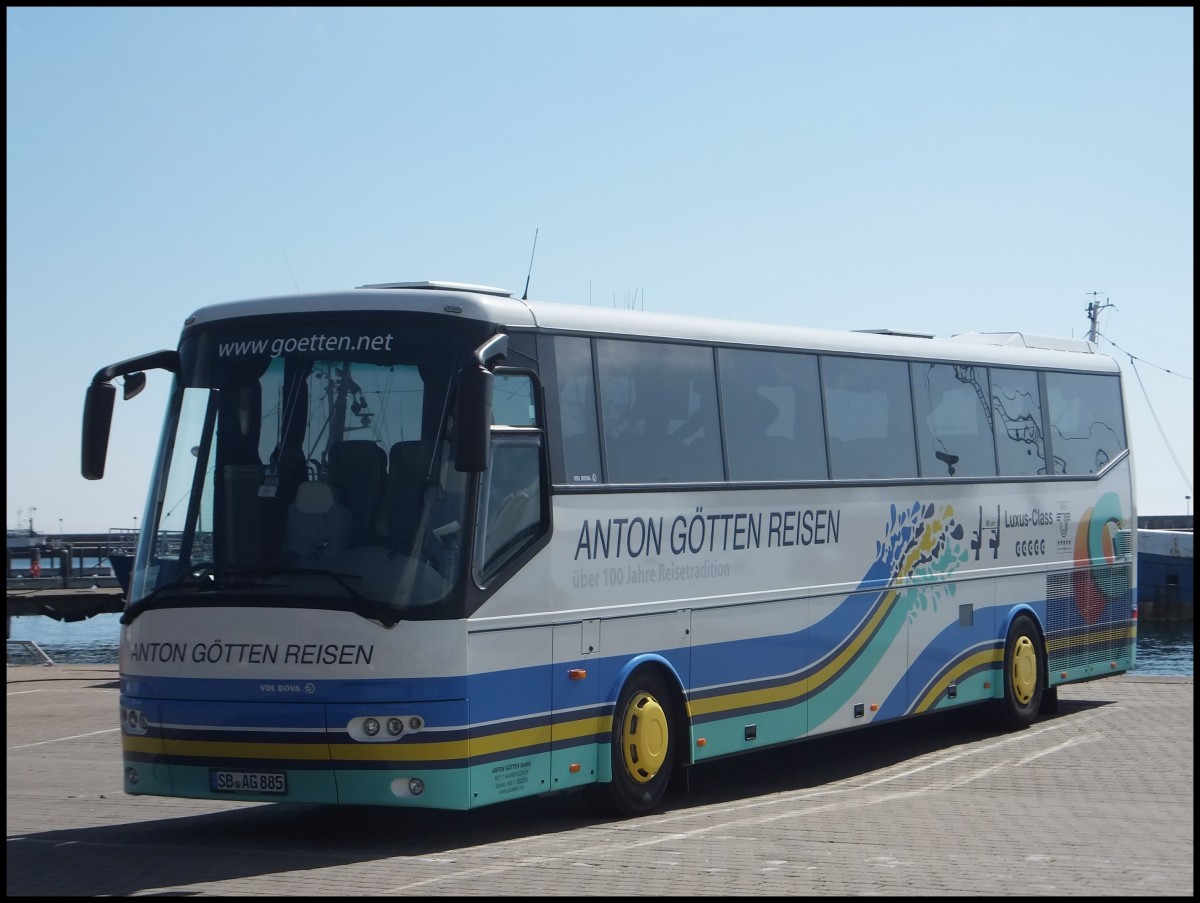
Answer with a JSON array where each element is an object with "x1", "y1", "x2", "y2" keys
[
  {"x1": 1045, "y1": 565, "x2": 1132, "y2": 674},
  {"x1": 1114, "y1": 529, "x2": 1132, "y2": 556}
]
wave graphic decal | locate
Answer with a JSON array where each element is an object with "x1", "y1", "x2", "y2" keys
[
  {"x1": 878, "y1": 501, "x2": 969, "y2": 623},
  {"x1": 803, "y1": 502, "x2": 968, "y2": 727},
  {"x1": 1071, "y1": 492, "x2": 1125, "y2": 624}
]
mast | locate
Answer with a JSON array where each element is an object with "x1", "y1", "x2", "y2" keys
[{"x1": 1084, "y1": 291, "x2": 1114, "y2": 344}]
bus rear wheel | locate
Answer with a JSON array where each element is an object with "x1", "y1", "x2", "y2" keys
[
  {"x1": 994, "y1": 612, "x2": 1045, "y2": 729},
  {"x1": 588, "y1": 668, "x2": 676, "y2": 817}
]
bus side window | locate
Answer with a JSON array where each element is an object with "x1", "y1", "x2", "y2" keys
[
  {"x1": 823, "y1": 356, "x2": 918, "y2": 480},
  {"x1": 719, "y1": 348, "x2": 827, "y2": 481},
  {"x1": 493, "y1": 374, "x2": 537, "y2": 426},
  {"x1": 552, "y1": 335, "x2": 603, "y2": 485},
  {"x1": 991, "y1": 367, "x2": 1048, "y2": 476},
  {"x1": 911, "y1": 362, "x2": 997, "y2": 478},
  {"x1": 596, "y1": 339, "x2": 722, "y2": 484},
  {"x1": 1046, "y1": 371, "x2": 1127, "y2": 475}
]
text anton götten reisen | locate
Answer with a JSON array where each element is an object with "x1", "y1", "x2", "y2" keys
[
  {"x1": 574, "y1": 507, "x2": 841, "y2": 560},
  {"x1": 127, "y1": 641, "x2": 373, "y2": 665}
]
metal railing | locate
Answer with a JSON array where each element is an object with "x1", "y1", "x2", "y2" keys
[{"x1": 6, "y1": 639, "x2": 56, "y2": 666}]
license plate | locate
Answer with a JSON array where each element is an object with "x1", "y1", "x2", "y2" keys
[{"x1": 210, "y1": 769, "x2": 287, "y2": 794}]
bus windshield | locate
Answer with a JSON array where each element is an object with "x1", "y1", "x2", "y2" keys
[{"x1": 127, "y1": 314, "x2": 473, "y2": 622}]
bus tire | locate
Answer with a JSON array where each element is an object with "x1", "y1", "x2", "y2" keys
[
  {"x1": 994, "y1": 612, "x2": 1045, "y2": 730},
  {"x1": 589, "y1": 667, "x2": 676, "y2": 817}
]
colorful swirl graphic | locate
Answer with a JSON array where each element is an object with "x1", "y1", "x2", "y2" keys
[
  {"x1": 1071, "y1": 491, "x2": 1125, "y2": 624},
  {"x1": 877, "y1": 502, "x2": 968, "y2": 624}
]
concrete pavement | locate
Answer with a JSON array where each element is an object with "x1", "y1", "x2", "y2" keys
[{"x1": 7, "y1": 665, "x2": 1193, "y2": 896}]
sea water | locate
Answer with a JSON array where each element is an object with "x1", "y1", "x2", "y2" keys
[{"x1": 6, "y1": 610, "x2": 1194, "y2": 674}]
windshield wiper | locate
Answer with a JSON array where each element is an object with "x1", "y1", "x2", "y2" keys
[
  {"x1": 119, "y1": 564, "x2": 259, "y2": 624},
  {"x1": 251, "y1": 567, "x2": 404, "y2": 626},
  {"x1": 120, "y1": 564, "x2": 401, "y2": 627},
  {"x1": 254, "y1": 566, "x2": 367, "y2": 600}
]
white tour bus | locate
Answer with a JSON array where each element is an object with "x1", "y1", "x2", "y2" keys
[{"x1": 82, "y1": 280, "x2": 1136, "y2": 817}]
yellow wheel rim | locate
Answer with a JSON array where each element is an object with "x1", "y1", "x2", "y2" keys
[
  {"x1": 1010, "y1": 634, "x2": 1037, "y2": 705},
  {"x1": 621, "y1": 691, "x2": 669, "y2": 784}
]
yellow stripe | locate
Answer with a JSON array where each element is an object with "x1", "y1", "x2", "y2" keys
[
  {"x1": 465, "y1": 724, "x2": 553, "y2": 757},
  {"x1": 551, "y1": 715, "x2": 606, "y2": 743},
  {"x1": 122, "y1": 735, "x2": 164, "y2": 755},
  {"x1": 914, "y1": 648, "x2": 1001, "y2": 713},
  {"x1": 809, "y1": 588, "x2": 901, "y2": 691},
  {"x1": 688, "y1": 674, "x2": 807, "y2": 717},
  {"x1": 1046, "y1": 625, "x2": 1134, "y2": 652},
  {"x1": 161, "y1": 738, "x2": 333, "y2": 760},
  {"x1": 125, "y1": 719, "x2": 597, "y2": 765},
  {"x1": 689, "y1": 588, "x2": 902, "y2": 718}
]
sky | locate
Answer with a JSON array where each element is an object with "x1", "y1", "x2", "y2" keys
[{"x1": 6, "y1": 6, "x2": 1194, "y2": 534}]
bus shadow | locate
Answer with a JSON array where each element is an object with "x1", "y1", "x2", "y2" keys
[
  {"x1": 5, "y1": 797, "x2": 597, "y2": 897},
  {"x1": 664, "y1": 696, "x2": 1114, "y2": 811},
  {"x1": 5, "y1": 699, "x2": 1114, "y2": 897}
]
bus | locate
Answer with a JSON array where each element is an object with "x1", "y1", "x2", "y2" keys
[{"x1": 81, "y1": 280, "x2": 1136, "y2": 817}]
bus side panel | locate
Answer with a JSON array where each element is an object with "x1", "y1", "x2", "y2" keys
[
  {"x1": 800, "y1": 497, "x2": 976, "y2": 735},
  {"x1": 898, "y1": 586, "x2": 1005, "y2": 718},
  {"x1": 548, "y1": 621, "x2": 603, "y2": 792},
  {"x1": 465, "y1": 627, "x2": 554, "y2": 806},
  {"x1": 688, "y1": 597, "x2": 808, "y2": 762},
  {"x1": 805, "y1": 589, "x2": 910, "y2": 737}
]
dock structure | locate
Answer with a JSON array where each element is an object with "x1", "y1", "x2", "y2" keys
[
  {"x1": 7, "y1": 583, "x2": 125, "y2": 620},
  {"x1": 6, "y1": 530, "x2": 133, "y2": 580},
  {"x1": 6, "y1": 584, "x2": 124, "y2": 664},
  {"x1": 7, "y1": 529, "x2": 130, "y2": 634}
]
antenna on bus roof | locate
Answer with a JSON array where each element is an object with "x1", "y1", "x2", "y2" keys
[
  {"x1": 521, "y1": 228, "x2": 538, "y2": 301},
  {"x1": 281, "y1": 249, "x2": 301, "y2": 292}
]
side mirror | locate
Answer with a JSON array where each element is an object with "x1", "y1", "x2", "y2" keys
[
  {"x1": 80, "y1": 349, "x2": 179, "y2": 481},
  {"x1": 82, "y1": 382, "x2": 117, "y2": 480},
  {"x1": 453, "y1": 365, "x2": 493, "y2": 472}
]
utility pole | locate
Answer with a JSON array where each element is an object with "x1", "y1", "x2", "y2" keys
[{"x1": 1084, "y1": 291, "x2": 1114, "y2": 344}]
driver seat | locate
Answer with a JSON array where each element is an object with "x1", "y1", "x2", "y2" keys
[{"x1": 283, "y1": 481, "x2": 352, "y2": 563}]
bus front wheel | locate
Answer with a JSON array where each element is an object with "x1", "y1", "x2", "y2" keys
[
  {"x1": 589, "y1": 668, "x2": 676, "y2": 817},
  {"x1": 994, "y1": 612, "x2": 1045, "y2": 729}
]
